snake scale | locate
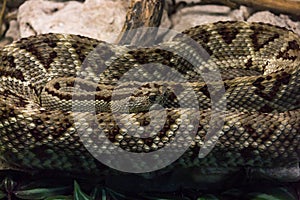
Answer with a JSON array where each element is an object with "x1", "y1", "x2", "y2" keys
[{"x1": 0, "y1": 21, "x2": 299, "y2": 181}]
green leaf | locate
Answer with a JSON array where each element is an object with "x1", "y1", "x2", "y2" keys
[
  {"x1": 221, "y1": 188, "x2": 243, "y2": 197},
  {"x1": 248, "y1": 187, "x2": 297, "y2": 200},
  {"x1": 197, "y1": 194, "x2": 220, "y2": 200},
  {"x1": 14, "y1": 186, "x2": 70, "y2": 200},
  {"x1": 45, "y1": 195, "x2": 73, "y2": 200},
  {"x1": 249, "y1": 193, "x2": 282, "y2": 200},
  {"x1": 74, "y1": 181, "x2": 92, "y2": 200},
  {"x1": 0, "y1": 190, "x2": 6, "y2": 199},
  {"x1": 105, "y1": 188, "x2": 130, "y2": 200}
]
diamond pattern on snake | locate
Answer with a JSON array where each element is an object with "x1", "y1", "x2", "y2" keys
[{"x1": 0, "y1": 21, "x2": 299, "y2": 181}]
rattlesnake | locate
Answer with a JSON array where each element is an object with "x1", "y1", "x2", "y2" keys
[{"x1": 0, "y1": 21, "x2": 299, "y2": 181}]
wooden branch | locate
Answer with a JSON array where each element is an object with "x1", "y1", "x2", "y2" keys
[
  {"x1": 116, "y1": 0, "x2": 165, "y2": 45},
  {"x1": 116, "y1": 0, "x2": 299, "y2": 45},
  {"x1": 231, "y1": 0, "x2": 300, "y2": 17},
  {"x1": 0, "y1": 0, "x2": 7, "y2": 37}
]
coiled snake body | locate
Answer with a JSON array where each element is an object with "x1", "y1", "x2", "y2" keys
[{"x1": 0, "y1": 21, "x2": 299, "y2": 181}]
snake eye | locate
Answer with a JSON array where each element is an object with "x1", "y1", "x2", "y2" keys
[{"x1": 149, "y1": 95, "x2": 157, "y2": 103}]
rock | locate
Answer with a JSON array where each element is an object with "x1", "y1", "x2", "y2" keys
[
  {"x1": 248, "y1": 11, "x2": 300, "y2": 35},
  {"x1": 5, "y1": 0, "x2": 300, "y2": 44},
  {"x1": 5, "y1": 20, "x2": 20, "y2": 41},
  {"x1": 171, "y1": 4, "x2": 300, "y2": 34},
  {"x1": 171, "y1": 5, "x2": 233, "y2": 32},
  {"x1": 17, "y1": 0, "x2": 127, "y2": 43}
]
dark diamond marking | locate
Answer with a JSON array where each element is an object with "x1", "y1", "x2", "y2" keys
[
  {"x1": 3, "y1": 90, "x2": 28, "y2": 107},
  {"x1": 288, "y1": 40, "x2": 300, "y2": 50},
  {"x1": 48, "y1": 41, "x2": 57, "y2": 48},
  {"x1": 182, "y1": 26, "x2": 213, "y2": 55},
  {"x1": 279, "y1": 71, "x2": 291, "y2": 85},
  {"x1": 276, "y1": 40, "x2": 300, "y2": 61},
  {"x1": 43, "y1": 38, "x2": 50, "y2": 43},
  {"x1": 266, "y1": 75, "x2": 272, "y2": 80},
  {"x1": 254, "y1": 72, "x2": 291, "y2": 103},
  {"x1": 250, "y1": 26, "x2": 280, "y2": 51},
  {"x1": 259, "y1": 104, "x2": 274, "y2": 113},
  {"x1": 199, "y1": 85, "x2": 210, "y2": 98},
  {"x1": 50, "y1": 51, "x2": 57, "y2": 59},
  {"x1": 252, "y1": 77, "x2": 265, "y2": 90},
  {"x1": 5, "y1": 55, "x2": 16, "y2": 68},
  {"x1": 72, "y1": 43, "x2": 78, "y2": 48},
  {"x1": 129, "y1": 48, "x2": 196, "y2": 77},
  {"x1": 0, "y1": 66, "x2": 25, "y2": 81},
  {"x1": 19, "y1": 42, "x2": 57, "y2": 70},
  {"x1": 217, "y1": 26, "x2": 239, "y2": 44},
  {"x1": 54, "y1": 82, "x2": 60, "y2": 90},
  {"x1": 245, "y1": 58, "x2": 252, "y2": 70}
]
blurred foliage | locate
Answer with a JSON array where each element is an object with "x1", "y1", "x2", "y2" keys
[{"x1": 0, "y1": 171, "x2": 298, "y2": 200}]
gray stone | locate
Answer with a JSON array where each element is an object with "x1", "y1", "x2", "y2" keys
[{"x1": 18, "y1": 0, "x2": 127, "y2": 43}]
